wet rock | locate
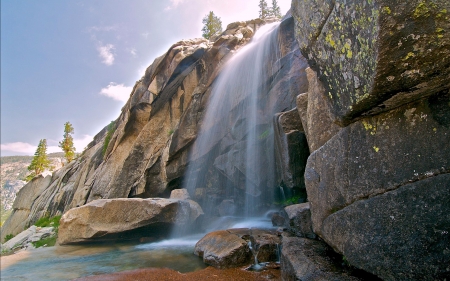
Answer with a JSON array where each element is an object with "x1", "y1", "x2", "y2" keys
[
  {"x1": 194, "y1": 230, "x2": 252, "y2": 269},
  {"x1": 218, "y1": 199, "x2": 236, "y2": 217},
  {"x1": 170, "y1": 189, "x2": 191, "y2": 200},
  {"x1": 58, "y1": 198, "x2": 199, "y2": 244},
  {"x1": 281, "y1": 233, "x2": 362, "y2": 281},
  {"x1": 284, "y1": 203, "x2": 316, "y2": 239},
  {"x1": 271, "y1": 212, "x2": 287, "y2": 227},
  {"x1": 292, "y1": 0, "x2": 450, "y2": 126},
  {"x1": 194, "y1": 228, "x2": 281, "y2": 268}
]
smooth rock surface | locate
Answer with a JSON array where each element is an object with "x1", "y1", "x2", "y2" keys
[{"x1": 58, "y1": 198, "x2": 199, "y2": 244}]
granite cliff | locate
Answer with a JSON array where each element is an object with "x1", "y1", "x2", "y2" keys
[{"x1": 2, "y1": 0, "x2": 449, "y2": 280}]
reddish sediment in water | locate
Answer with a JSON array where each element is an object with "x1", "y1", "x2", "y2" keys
[{"x1": 74, "y1": 265, "x2": 281, "y2": 281}]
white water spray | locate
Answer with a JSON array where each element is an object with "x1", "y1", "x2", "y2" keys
[{"x1": 183, "y1": 22, "x2": 282, "y2": 218}]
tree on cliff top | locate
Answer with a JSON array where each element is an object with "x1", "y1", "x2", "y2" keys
[
  {"x1": 202, "y1": 11, "x2": 222, "y2": 40},
  {"x1": 259, "y1": 0, "x2": 270, "y2": 19},
  {"x1": 27, "y1": 139, "x2": 51, "y2": 180},
  {"x1": 270, "y1": 0, "x2": 282, "y2": 18},
  {"x1": 59, "y1": 122, "x2": 76, "y2": 163}
]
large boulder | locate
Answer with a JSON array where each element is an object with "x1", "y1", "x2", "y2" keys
[
  {"x1": 293, "y1": 0, "x2": 450, "y2": 125},
  {"x1": 194, "y1": 230, "x2": 252, "y2": 269},
  {"x1": 305, "y1": 92, "x2": 450, "y2": 280},
  {"x1": 281, "y1": 233, "x2": 367, "y2": 281},
  {"x1": 321, "y1": 173, "x2": 450, "y2": 281},
  {"x1": 194, "y1": 228, "x2": 281, "y2": 268},
  {"x1": 58, "y1": 198, "x2": 201, "y2": 244}
]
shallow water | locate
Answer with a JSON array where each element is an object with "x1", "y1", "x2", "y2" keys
[
  {"x1": 0, "y1": 238, "x2": 206, "y2": 281},
  {"x1": 0, "y1": 217, "x2": 276, "y2": 280}
]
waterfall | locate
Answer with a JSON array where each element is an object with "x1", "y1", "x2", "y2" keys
[{"x1": 183, "y1": 21, "x2": 282, "y2": 219}]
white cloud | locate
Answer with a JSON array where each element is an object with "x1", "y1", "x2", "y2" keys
[
  {"x1": 99, "y1": 82, "x2": 132, "y2": 102},
  {"x1": 1, "y1": 142, "x2": 60, "y2": 155},
  {"x1": 1, "y1": 135, "x2": 93, "y2": 156},
  {"x1": 165, "y1": 0, "x2": 185, "y2": 10},
  {"x1": 97, "y1": 44, "x2": 115, "y2": 65},
  {"x1": 88, "y1": 25, "x2": 117, "y2": 33},
  {"x1": 1, "y1": 142, "x2": 37, "y2": 154},
  {"x1": 74, "y1": 135, "x2": 93, "y2": 152},
  {"x1": 129, "y1": 48, "x2": 137, "y2": 57}
]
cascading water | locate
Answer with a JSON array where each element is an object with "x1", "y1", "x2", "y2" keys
[{"x1": 183, "y1": 22, "x2": 282, "y2": 218}]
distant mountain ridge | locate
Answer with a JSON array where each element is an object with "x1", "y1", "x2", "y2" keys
[{"x1": 1, "y1": 153, "x2": 65, "y2": 215}]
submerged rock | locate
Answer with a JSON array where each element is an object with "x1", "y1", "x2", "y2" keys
[{"x1": 58, "y1": 198, "x2": 202, "y2": 244}]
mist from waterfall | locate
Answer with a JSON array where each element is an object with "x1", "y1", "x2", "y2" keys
[{"x1": 183, "y1": 21, "x2": 282, "y2": 219}]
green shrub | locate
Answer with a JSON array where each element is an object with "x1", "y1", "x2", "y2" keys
[
  {"x1": 32, "y1": 236, "x2": 57, "y2": 248},
  {"x1": 4, "y1": 234, "x2": 14, "y2": 243},
  {"x1": 102, "y1": 121, "x2": 116, "y2": 157},
  {"x1": 35, "y1": 215, "x2": 61, "y2": 228}
]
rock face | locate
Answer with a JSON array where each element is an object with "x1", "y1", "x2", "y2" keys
[
  {"x1": 281, "y1": 233, "x2": 366, "y2": 281},
  {"x1": 194, "y1": 228, "x2": 281, "y2": 269},
  {"x1": 293, "y1": 0, "x2": 450, "y2": 126},
  {"x1": 293, "y1": 0, "x2": 450, "y2": 280},
  {"x1": 284, "y1": 203, "x2": 316, "y2": 239},
  {"x1": 2, "y1": 18, "x2": 298, "y2": 240},
  {"x1": 58, "y1": 198, "x2": 201, "y2": 244}
]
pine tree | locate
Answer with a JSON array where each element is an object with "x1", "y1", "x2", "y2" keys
[
  {"x1": 270, "y1": 0, "x2": 282, "y2": 18},
  {"x1": 201, "y1": 11, "x2": 223, "y2": 40},
  {"x1": 259, "y1": 0, "x2": 270, "y2": 19},
  {"x1": 27, "y1": 139, "x2": 51, "y2": 177},
  {"x1": 59, "y1": 122, "x2": 76, "y2": 163}
]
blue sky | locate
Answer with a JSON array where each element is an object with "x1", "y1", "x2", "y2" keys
[{"x1": 1, "y1": 0, "x2": 291, "y2": 156}]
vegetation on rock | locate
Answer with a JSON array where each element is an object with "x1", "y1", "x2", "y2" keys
[
  {"x1": 201, "y1": 11, "x2": 222, "y2": 40},
  {"x1": 102, "y1": 121, "x2": 116, "y2": 157},
  {"x1": 59, "y1": 122, "x2": 76, "y2": 164},
  {"x1": 3, "y1": 234, "x2": 14, "y2": 243},
  {"x1": 259, "y1": 0, "x2": 282, "y2": 19},
  {"x1": 25, "y1": 139, "x2": 51, "y2": 181},
  {"x1": 35, "y1": 215, "x2": 61, "y2": 228}
]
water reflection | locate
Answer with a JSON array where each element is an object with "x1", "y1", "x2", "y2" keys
[{"x1": 0, "y1": 239, "x2": 206, "y2": 281}]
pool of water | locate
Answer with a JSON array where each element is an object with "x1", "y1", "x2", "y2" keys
[
  {"x1": 0, "y1": 235, "x2": 206, "y2": 281},
  {"x1": 0, "y1": 217, "x2": 276, "y2": 280}
]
